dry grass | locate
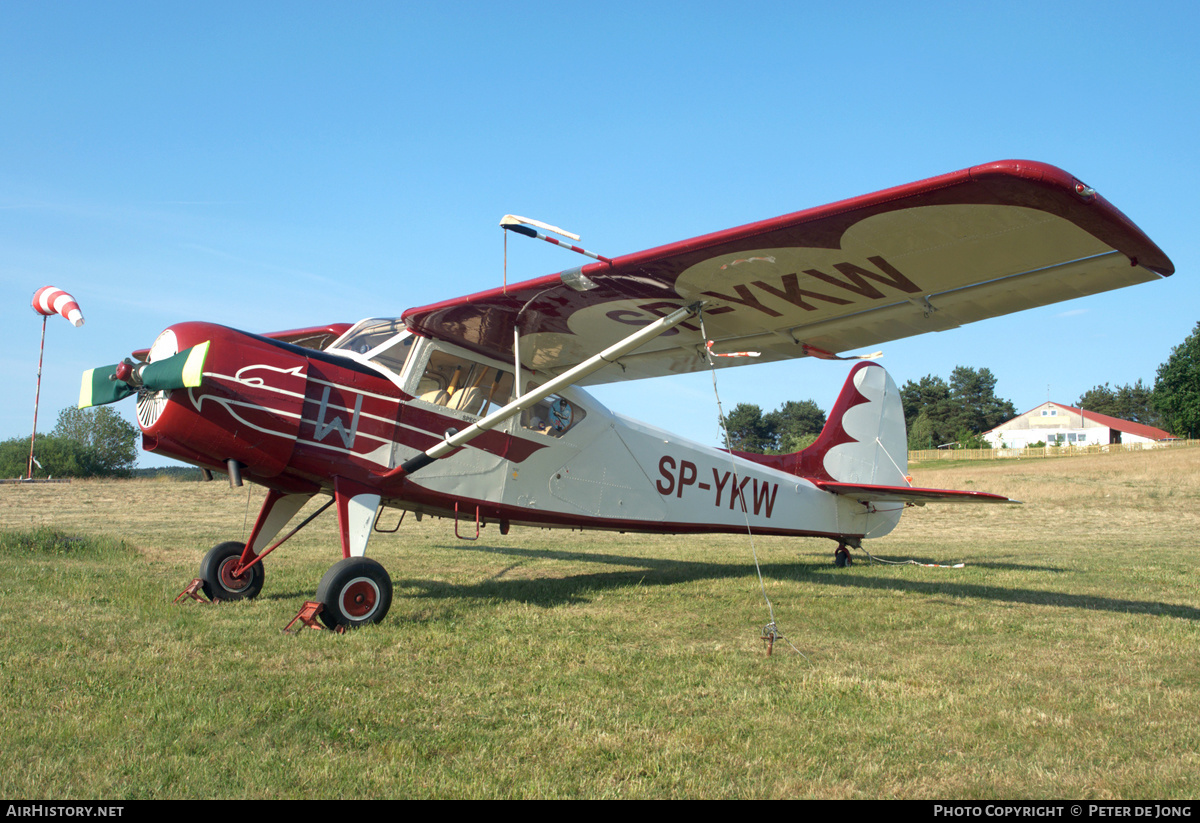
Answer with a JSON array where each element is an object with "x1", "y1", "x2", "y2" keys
[
  {"x1": 903, "y1": 448, "x2": 1200, "y2": 561},
  {"x1": 1, "y1": 449, "x2": 1198, "y2": 798}
]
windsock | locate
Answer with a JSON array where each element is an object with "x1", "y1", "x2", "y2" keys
[{"x1": 32, "y1": 286, "x2": 84, "y2": 327}]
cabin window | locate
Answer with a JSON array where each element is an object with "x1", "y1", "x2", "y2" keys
[
  {"x1": 415, "y1": 349, "x2": 514, "y2": 417},
  {"x1": 368, "y1": 336, "x2": 415, "y2": 375},
  {"x1": 520, "y1": 385, "x2": 585, "y2": 437}
]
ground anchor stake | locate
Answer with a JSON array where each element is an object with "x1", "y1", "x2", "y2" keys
[{"x1": 761, "y1": 623, "x2": 778, "y2": 656}]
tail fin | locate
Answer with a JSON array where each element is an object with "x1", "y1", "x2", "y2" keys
[{"x1": 791, "y1": 362, "x2": 908, "y2": 485}]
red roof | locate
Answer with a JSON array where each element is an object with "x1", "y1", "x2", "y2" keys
[
  {"x1": 1064, "y1": 404, "x2": 1174, "y2": 440},
  {"x1": 989, "y1": 403, "x2": 1174, "y2": 440}
]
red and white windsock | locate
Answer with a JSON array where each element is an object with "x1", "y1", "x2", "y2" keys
[{"x1": 32, "y1": 286, "x2": 84, "y2": 327}]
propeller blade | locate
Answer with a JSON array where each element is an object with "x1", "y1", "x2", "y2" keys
[
  {"x1": 79, "y1": 365, "x2": 135, "y2": 408},
  {"x1": 141, "y1": 341, "x2": 210, "y2": 392},
  {"x1": 78, "y1": 342, "x2": 210, "y2": 409}
]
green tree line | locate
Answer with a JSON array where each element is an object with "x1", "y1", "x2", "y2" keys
[
  {"x1": 902, "y1": 366, "x2": 1015, "y2": 450},
  {"x1": 725, "y1": 318, "x2": 1200, "y2": 454},
  {"x1": 2, "y1": 407, "x2": 139, "y2": 479},
  {"x1": 1151, "y1": 322, "x2": 1200, "y2": 439},
  {"x1": 723, "y1": 400, "x2": 826, "y2": 454}
]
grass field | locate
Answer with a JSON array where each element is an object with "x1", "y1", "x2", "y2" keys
[{"x1": 2, "y1": 448, "x2": 1198, "y2": 799}]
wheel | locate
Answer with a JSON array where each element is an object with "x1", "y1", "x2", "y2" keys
[
  {"x1": 315, "y1": 557, "x2": 393, "y2": 629},
  {"x1": 199, "y1": 541, "x2": 265, "y2": 601},
  {"x1": 834, "y1": 546, "x2": 853, "y2": 567}
]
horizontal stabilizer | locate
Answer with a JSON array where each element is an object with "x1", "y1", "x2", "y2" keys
[{"x1": 813, "y1": 481, "x2": 1019, "y2": 505}]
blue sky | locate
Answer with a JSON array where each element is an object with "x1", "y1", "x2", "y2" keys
[{"x1": 3, "y1": 1, "x2": 1197, "y2": 465}]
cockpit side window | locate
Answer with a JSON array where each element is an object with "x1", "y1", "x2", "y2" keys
[
  {"x1": 370, "y1": 336, "x2": 414, "y2": 374},
  {"x1": 520, "y1": 384, "x2": 586, "y2": 437},
  {"x1": 415, "y1": 349, "x2": 514, "y2": 417}
]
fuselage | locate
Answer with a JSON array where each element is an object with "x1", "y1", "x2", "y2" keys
[{"x1": 136, "y1": 318, "x2": 903, "y2": 541}]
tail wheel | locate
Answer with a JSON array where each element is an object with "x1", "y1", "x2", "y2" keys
[
  {"x1": 200, "y1": 541, "x2": 265, "y2": 601},
  {"x1": 834, "y1": 546, "x2": 853, "y2": 567},
  {"x1": 316, "y1": 557, "x2": 393, "y2": 629}
]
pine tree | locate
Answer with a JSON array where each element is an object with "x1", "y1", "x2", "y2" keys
[{"x1": 1153, "y1": 323, "x2": 1200, "y2": 438}]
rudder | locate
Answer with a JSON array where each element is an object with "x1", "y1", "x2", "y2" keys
[{"x1": 793, "y1": 362, "x2": 908, "y2": 486}]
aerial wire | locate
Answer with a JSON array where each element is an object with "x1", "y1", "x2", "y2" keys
[{"x1": 699, "y1": 310, "x2": 809, "y2": 662}]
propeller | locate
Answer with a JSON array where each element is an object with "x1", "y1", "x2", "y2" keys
[{"x1": 79, "y1": 341, "x2": 210, "y2": 409}]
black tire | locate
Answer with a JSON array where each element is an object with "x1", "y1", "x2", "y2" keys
[
  {"x1": 316, "y1": 557, "x2": 393, "y2": 629},
  {"x1": 834, "y1": 546, "x2": 852, "y2": 568},
  {"x1": 199, "y1": 541, "x2": 265, "y2": 601}
]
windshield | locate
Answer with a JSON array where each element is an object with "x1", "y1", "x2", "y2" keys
[
  {"x1": 331, "y1": 318, "x2": 407, "y2": 354},
  {"x1": 329, "y1": 318, "x2": 416, "y2": 377}
]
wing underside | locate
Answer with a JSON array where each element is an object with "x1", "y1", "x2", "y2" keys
[{"x1": 403, "y1": 161, "x2": 1172, "y2": 383}]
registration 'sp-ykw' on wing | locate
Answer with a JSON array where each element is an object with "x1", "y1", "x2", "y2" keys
[{"x1": 403, "y1": 160, "x2": 1172, "y2": 382}]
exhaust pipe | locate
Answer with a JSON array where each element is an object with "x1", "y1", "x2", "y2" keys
[{"x1": 226, "y1": 459, "x2": 244, "y2": 488}]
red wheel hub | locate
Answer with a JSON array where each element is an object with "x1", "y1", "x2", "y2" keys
[
  {"x1": 340, "y1": 579, "x2": 378, "y2": 618},
  {"x1": 218, "y1": 557, "x2": 251, "y2": 591}
]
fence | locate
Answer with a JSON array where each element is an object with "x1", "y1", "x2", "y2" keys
[{"x1": 909, "y1": 439, "x2": 1200, "y2": 463}]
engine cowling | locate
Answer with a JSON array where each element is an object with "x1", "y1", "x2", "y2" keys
[{"x1": 138, "y1": 322, "x2": 308, "y2": 482}]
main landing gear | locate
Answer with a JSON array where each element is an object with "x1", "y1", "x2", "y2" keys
[
  {"x1": 193, "y1": 543, "x2": 394, "y2": 630},
  {"x1": 315, "y1": 557, "x2": 393, "y2": 630},
  {"x1": 183, "y1": 480, "x2": 395, "y2": 630},
  {"x1": 199, "y1": 541, "x2": 265, "y2": 601}
]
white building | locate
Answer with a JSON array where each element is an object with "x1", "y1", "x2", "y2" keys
[{"x1": 983, "y1": 402, "x2": 1173, "y2": 449}]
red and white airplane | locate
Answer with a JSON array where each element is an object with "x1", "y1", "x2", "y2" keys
[{"x1": 81, "y1": 160, "x2": 1173, "y2": 629}]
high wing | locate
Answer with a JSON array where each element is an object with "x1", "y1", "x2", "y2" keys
[{"x1": 402, "y1": 160, "x2": 1173, "y2": 384}]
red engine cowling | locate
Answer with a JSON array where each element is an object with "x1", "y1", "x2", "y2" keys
[{"x1": 137, "y1": 321, "x2": 309, "y2": 483}]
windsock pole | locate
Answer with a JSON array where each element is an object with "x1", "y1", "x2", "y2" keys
[
  {"x1": 28, "y1": 316, "x2": 47, "y2": 480},
  {"x1": 27, "y1": 286, "x2": 85, "y2": 479}
]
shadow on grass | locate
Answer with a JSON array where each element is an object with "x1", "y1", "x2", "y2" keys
[
  {"x1": 802, "y1": 568, "x2": 1200, "y2": 620},
  {"x1": 383, "y1": 541, "x2": 1200, "y2": 622},
  {"x1": 397, "y1": 542, "x2": 747, "y2": 608}
]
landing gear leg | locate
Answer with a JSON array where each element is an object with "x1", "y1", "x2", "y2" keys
[
  {"x1": 309, "y1": 476, "x2": 389, "y2": 630},
  {"x1": 193, "y1": 490, "x2": 314, "y2": 602}
]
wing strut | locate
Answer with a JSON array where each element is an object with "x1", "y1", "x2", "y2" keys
[{"x1": 383, "y1": 301, "x2": 704, "y2": 479}]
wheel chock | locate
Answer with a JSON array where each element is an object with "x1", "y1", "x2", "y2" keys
[
  {"x1": 173, "y1": 578, "x2": 210, "y2": 605},
  {"x1": 283, "y1": 601, "x2": 343, "y2": 634}
]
